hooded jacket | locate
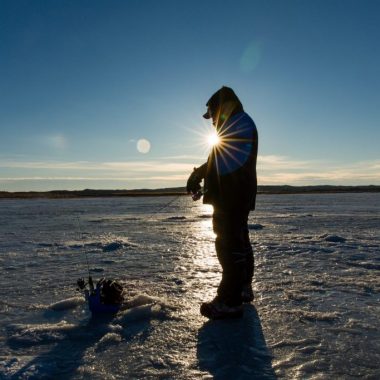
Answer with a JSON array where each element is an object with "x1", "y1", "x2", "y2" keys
[
  {"x1": 203, "y1": 111, "x2": 258, "y2": 211},
  {"x1": 190, "y1": 87, "x2": 258, "y2": 210}
]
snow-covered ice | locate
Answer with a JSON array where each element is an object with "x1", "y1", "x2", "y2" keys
[{"x1": 0, "y1": 193, "x2": 379, "y2": 379}]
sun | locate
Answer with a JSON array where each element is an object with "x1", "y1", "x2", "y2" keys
[{"x1": 207, "y1": 131, "x2": 220, "y2": 147}]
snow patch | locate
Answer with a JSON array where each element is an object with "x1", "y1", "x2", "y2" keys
[
  {"x1": 95, "y1": 332, "x2": 122, "y2": 352},
  {"x1": 284, "y1": 291, "x2": 308, "y2": 301},
  {"x1": 123, "y1": 293, "x2": 169, "y2": 308},
  {"x1": 320, "y1": 234, "x2": 346, "y2": 243},
  {"x1": 49, "y1": 296, "x2": 85, "y2": 311},
  {"x1": 117, "y1": 303, "x2": 166, "y2": 323},
  {"x1": 344, "y1": 318, "x2": 377, "y2": 331},
  {"x1": 284, "y1": 309, "x2": 340, "y2": 322},
  {"x1": 270, "y1": 338, "x2": 320, "y2": 349},
  {"x1": 65, "y1": 237, "x2": 135, "y2": 252},
  {"x1": 116, "y1": 293, "x2": 176, "y2": 323},
  {"x1": 0, "y1": 356, "x2": 37, "y2": 379},
  {"x1": 8, "y1": 321, "x2": 77, "y2": 346}
]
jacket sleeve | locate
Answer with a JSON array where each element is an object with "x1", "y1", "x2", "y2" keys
[{"x1": 195, "y1": 162, "x2": 208, "y2": 178}]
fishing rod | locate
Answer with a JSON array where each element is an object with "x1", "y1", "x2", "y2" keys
[
  {"x1": 76, "y1": 215, "x2": 96, "y2": 295},
  {"x1": 76, "y1": 216, "x2": 91, "y2": 279},
  {"x1": 76, "y1": 188, "x2": 204, "y2": 312},
  {"x1": 75, "y1": 194, "x2": 189, "y2": 314},
  {"x1": 75, "y1": 193, "x2": 186, "y2": 273},
  {"x1": 75, "y1": 194, "x2": 186, "y2": 278}
]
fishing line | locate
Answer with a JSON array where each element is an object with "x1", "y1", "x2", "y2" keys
[
  {"x1": 74, "y1": 194, "x2": 187, "y2": 290},
  {"x1": 76, "y1": 216, "x2": 91, "y2": 278},
  {"x1": 74, "y1": 195, "x2": 184, "y2": 274},
  {"x1": 145, "y1": 193, "x2": 186, "y2": 221}
]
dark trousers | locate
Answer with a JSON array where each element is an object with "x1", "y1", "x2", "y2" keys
[{"x1": 212, "y1": 207, "x2": 254, "y2": 306}]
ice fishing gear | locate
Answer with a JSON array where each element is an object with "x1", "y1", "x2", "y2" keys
[
  {"x1": 186, "y1": 165, "x2": 207, "y2": 201},
  {"x1": 76, "y1": 276, "x2": 124, "y2": 314},
  {"x1": 76, "y1": 216, "x2": 121, "y2": 314},
  {"x1": 74, "y1": 195, "x2": 183, "y2": 315},
  {"x1": 191, "y1": 190, "x2": 203, "y2": 201}
]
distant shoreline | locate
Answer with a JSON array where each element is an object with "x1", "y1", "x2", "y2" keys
[{"x1": 0, "y1": 185, "x2": 379, "y2": 199}]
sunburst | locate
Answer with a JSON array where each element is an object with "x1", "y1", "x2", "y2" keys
[
  {"x1": 207, "y1": 131, "x2": 220, "y2": 147},
  {"x1": 179, "y1": 113, "x2": 248, "y2": 171}
]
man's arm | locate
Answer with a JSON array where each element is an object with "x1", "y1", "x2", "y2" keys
[
  {"x1": 194, "y1": 162, "x2": 207, "y2": 179},
  {"x1": 186, "y1": 162, "x2": 207, "y2": 194}
]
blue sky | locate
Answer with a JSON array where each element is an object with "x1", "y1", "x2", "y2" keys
[{"x1": 1, "y1": 0, "x2": 379, "y2": 191}]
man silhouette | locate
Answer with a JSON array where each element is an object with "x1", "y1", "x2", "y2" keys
[{"x1": 187, "y1": 86, "x2": 258, "y2": 319}]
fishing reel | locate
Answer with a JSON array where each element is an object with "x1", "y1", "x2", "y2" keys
[
  {"x1": 191, "y1": 190, "x2": 203, "y2": 201},
  {"x1": 187, "y1": 167, "x2": 203, "y2": 201}
]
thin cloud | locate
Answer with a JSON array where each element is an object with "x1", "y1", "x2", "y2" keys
[
  {"x1": 258, "y1": 155, "x2": 318, "y2": 170},
  {"x1": 159, "y1": 154, "x2": 205, "y2": 161},
  {"x1": 257, "y1": 157, "x2": 380, "y2": 184},
  {"x1": 0, "y1": 160, "x2": 194, "y2": 172},
  {"x1": 1, "y1": 156, "x2": 379, "y2": 187},
  {"x1": 45, "y1": 134, "x2": 68, "y2": 150},
  {"x1": 0, "y1": 175, "x2": 187, "y2": 181}
]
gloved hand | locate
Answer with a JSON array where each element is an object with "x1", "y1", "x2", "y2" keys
[{"x1": 186, "y1": 167, "x2": 202, "y2": 194}]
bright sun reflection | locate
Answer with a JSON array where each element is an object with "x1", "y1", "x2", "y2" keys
[{"x1": 207, "y1": 131, "x2": 220, "y2": 147}]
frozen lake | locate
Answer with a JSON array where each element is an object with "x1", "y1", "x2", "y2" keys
[{"x1": 0, "y1": 193, "x2": 379, "y2": 379}]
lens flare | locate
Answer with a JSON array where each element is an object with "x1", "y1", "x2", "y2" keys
[
  {"x1": 181, "y1": 112, "x2": 248, "y2": 163},
  {"x1": 207, "y1": 131, "x2": 220, "y2": 147},
  {"x1": 137, "y1": 139, "x2": 151, "y2": 154}
]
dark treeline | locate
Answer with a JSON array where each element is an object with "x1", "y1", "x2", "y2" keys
[{"x1": 0, "y1": 185, "x2": 379, "y2": 199}]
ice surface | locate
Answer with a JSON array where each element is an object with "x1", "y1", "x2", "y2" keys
[{"x1": 0, "y1": 194, "x2": 379, "y2": 379}]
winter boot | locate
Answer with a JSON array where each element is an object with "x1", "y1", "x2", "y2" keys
[{"x1": 200, "y1": 298, "x2": 243, "y2": 320}]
